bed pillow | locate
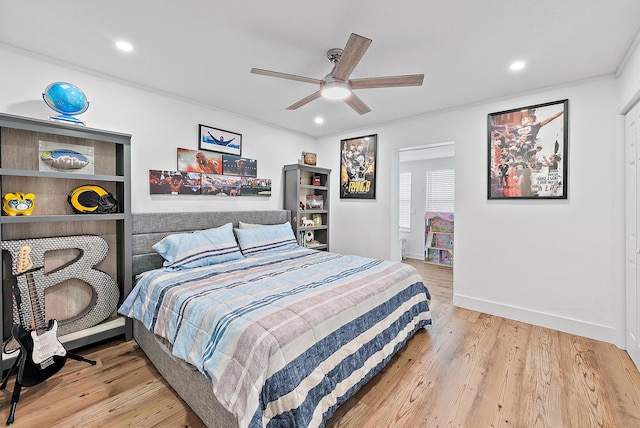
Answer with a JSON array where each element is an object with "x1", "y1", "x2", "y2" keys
[
  {"x1": 234, "y1": 222, "x2": 299, "y2": 256},
  {"x1": 238, "y1": 221, "x2": 265, "y2": 229},
  {"x1": 152, "y1": 222, "x2": 243, "y2": 269}
]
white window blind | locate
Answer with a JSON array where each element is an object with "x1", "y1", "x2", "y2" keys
[
  {"x1": 399, "y1": 172, "x2": 412, "y2": 230},
  {"x1": 426, "y1": 169, "x2": 455, "y2": 212}
]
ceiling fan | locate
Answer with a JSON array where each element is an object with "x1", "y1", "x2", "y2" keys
[{"x1": 250, "y1": 33, "x2": 424, "y2": 115}]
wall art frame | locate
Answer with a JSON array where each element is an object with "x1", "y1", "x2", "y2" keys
[
  {"x1": 340, "y1": 134, "x2": 377, "y2": 199},
  {"x1": 199, "y1": 124, "x2": 242, "y2": 156},
  {"x1": 488, "y1": 99, "x2": 568, "y2": 200},
  {"x1": 177, "y1": 148, "x2": 222, "y2": 174}
]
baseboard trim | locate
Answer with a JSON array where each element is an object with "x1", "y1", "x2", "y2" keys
[
  {"x1": 404, "y1": 252, "x2": 423, "y2": 260},
  {"x1": 453, "y1": 293, "x2": 621, "y2": 347}
]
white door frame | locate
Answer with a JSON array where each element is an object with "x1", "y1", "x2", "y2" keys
[{"x1": 390, "y1": 142, "x2": 455, "y2": 263}]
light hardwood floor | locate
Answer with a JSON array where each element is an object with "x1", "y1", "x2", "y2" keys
[{"x1": 2, "y1": 259, "x2": 640, "y2": 427}]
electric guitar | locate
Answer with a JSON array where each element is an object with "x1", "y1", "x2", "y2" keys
[{"x1": 11, "y1": 246, "x2": 66, "y2": 387}]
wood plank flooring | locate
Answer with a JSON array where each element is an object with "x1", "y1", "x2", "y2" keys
[{"x1": 2, "y1": 258, "x2": 640, "y2": 427}]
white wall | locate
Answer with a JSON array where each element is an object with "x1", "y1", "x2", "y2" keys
[
  {"x1": 317, "y1": 77, "x2": 625, "y2": 346},
  {"x1": 0, "y1": 47, "x2": 315, "y2": 213}
]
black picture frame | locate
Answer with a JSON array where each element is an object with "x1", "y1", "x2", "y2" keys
[
  {"x1": 340, "y1": 134, "x2": 377, "y2": 199},
  {"x1": 488, "y1": 99, "x2": 568, "y2": 199},
  {"x1": 198, "y1": 124, "x2": 242, "y2": 156}
]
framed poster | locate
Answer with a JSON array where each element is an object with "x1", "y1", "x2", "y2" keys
[
  {"x1": 488, "y1": 99, "x2": 568, "y2": 199},
  {"x1": 199, "y1": 124, "x2": 242, "y2": 156},
  {"x1": 340, "y1": 134, "x2": 377, "y2": 199}
]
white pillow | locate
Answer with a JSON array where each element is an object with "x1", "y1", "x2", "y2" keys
[{"x1": 238, "y1": 221, "x2": 265, "y2": 229}]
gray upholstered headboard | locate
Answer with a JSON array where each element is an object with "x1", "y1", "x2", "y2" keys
[{"x1": 131, "y1": 210, "x2": 291, "y2": 276}]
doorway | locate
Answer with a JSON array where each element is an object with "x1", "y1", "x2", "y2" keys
[{"x1": 391, "y1": 142, "x2": 455, "y2": 264}]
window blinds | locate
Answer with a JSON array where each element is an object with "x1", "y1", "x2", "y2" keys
[
  {"x1": 426, "y1": 169, "x2": 455, "y2": 213},
  {"x1": 399, "y1": 171, "x2": 412, "y2": 230}
]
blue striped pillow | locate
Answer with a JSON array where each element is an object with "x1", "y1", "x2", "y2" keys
[
  {"x1": 153, "y1": 223, "x2": 243, "y2": 269},
  {"x1": 234, "y1": 222, "x2": 299, "y2": 256}
]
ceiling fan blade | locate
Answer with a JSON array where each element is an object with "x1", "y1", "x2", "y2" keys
[
  {"x1": 350, "y1": 74, "x2": 424, "y2": 89},
  {"x1": 333, "y1": 33, "x2": 372, "y2": 81},
  {"x1": 286, "y1": 91, "x2": 322, "y2": 110},
  {"x1": 251, "y1": 68, "x2": 322, "y2": 85},
  {"x1": 344, "y1": 92, "x2": 371, "y2": 115}
]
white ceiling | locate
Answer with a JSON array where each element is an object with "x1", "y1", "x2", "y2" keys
[{"x1": 2, "y1": 1, "x2": 639, "y2": 138}]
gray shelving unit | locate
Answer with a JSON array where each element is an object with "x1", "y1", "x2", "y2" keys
[
  {"x1": 0, "y1": 112, "x2": 132, "y2": 371},
  {"x1": 283, "y1": 164, "x2": 331, "y2": 251}
]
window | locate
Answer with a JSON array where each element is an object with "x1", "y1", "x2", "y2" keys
[
  {"x1": 426, "y1": 169, "x2": 454, "y2": 212},
  {"x1": 399, "y1": 171, "x2": 412, "y2": 230}
]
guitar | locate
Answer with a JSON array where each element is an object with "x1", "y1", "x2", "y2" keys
[{"x1": 11, "y1": 246, "x2": 66, "y2": 387}]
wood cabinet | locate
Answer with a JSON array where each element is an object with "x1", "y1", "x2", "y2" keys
[
  {"x1": 283, "y1": 164, "x2": 330, "y2": 251},
  {"x1": 424, "y1": 212, "x2": 454, "y2": 267},
  {"x1": 0, "y1": 113, "x2": 132, "y2": 371}
]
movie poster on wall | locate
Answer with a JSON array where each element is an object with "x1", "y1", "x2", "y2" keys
[
  {"x1": 340, "y1": 134, "x2": 377, "y2": 199},
  {"x1": 488, "y1": 99, "x2": 568, "y2": 199}
]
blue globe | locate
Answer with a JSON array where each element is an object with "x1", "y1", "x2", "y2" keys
[{"x1": 43, "y1": 82, "x2": 90, "y2": 124}]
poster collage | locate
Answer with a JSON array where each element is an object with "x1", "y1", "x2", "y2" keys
[{"x1": 149, "y1": 148, "x2": 271, "y2": 196}]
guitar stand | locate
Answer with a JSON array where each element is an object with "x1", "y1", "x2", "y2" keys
[{"x1": 0, "y1": 351, "x2": 96, "y2": 425}]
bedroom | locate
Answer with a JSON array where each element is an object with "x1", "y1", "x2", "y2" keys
[{"x1": 1, "y1": 0, "x2": 640, "y2": 426}]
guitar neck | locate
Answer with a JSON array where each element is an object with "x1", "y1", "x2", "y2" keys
[{"x1": 25, "y1": 272, "x2": 46, "y2": 331}]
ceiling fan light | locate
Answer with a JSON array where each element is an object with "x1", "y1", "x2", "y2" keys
[{"x1": 321, "y1": 81, "x2": 351, "y2": 100}]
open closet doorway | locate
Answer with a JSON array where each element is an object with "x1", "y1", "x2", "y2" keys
[{"x1": 391, "y1": 142, "x2": 455, "y2": 286}]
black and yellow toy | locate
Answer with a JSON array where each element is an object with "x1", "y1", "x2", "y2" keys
[{"x1": 68, "y1": 185, "x2": 118, "y2": 214}]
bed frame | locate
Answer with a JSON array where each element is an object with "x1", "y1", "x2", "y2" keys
[{"x1": 131, "y1": 210, "x2": 291, "y2": 427}]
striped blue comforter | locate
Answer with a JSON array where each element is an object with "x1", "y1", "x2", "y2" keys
[{"x1": 119, "y1": 248, "x2": 431, "y2": 427}]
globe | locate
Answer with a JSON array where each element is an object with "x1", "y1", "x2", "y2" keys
[{"x1": 42, "y1": 82, "x2": 90, "y2": 125}]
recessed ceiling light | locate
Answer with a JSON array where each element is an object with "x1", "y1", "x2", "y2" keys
[
  {"x1": 314, "y1": 117, "x2": 324, "y2": 124},
  {"x1": 116, "y1": 41, "x2": 133, "y2": 52},
  {"x1": 510, "y1": 61, "x2": 525, "y2": 71}
]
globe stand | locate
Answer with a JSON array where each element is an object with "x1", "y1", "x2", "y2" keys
[{"x1": 48, "y1": 114, "x2": 86, "y2": 126}]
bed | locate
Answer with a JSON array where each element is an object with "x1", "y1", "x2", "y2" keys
[{"x1": 121, "y1": 210, "x2": 431, "y2": 427}]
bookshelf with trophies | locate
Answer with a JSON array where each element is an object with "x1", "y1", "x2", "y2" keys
[
  {"x1": 0, "y1": 112, "x2": 132, "y2": 371},
  {"x1": 283, "y1": 163, "x2": 330, "y2": 251}
]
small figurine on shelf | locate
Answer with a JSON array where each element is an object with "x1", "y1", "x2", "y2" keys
[
  {"x1": 312, "y1": 214, "x2": 322, "y2": 226},
  {"x1": 300, "y1": 201, "x2": 305, "y2": 210},
  {"x1": 305, "y1": 230, "x2": 315, "y2": 243},
  {"x1": 301, "y1": 216, "x2": 314, "y2": 227},
  {"x1": 2, "y1": 192, "x2": 35, "y2": 216}
]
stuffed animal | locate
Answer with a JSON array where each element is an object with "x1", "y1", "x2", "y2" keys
[{"x1": 301, "y1": 216, "x2": 314, "y2": 227}]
